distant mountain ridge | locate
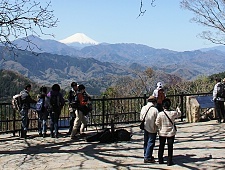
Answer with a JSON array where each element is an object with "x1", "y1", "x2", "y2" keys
[{"x1": 11, "y1": 35, "x2": 225, "y2": 80}]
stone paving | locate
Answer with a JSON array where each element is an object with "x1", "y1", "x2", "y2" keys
[{"x1": 0, "y1": 120, "x2": 225, "y2": 170}]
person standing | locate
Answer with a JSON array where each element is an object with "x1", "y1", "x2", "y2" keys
[
  {"x1": 36, "y1": 86, "x2": 48, "y2": 138},
  {"x1": 155, "y1": 98, "x2": 181, "y2": 166},
  {"x1": 140, "y1": 96, "x2": 158, "y2": 163},
  {"x1": 20, "y1": 84, "x2": 36, "y2": 138},
  {"x1": 71, "y1": 84, "x2": 90, "y2": 139},
  {"x1": 213, "y1": 77, "x2": 225, "y2": 123},
  {"x1": 152, "y1": 82, "x2": 166, "y2": 112},
  {"x1": 47, "y1": 84, "x2": 65, "y2": 138},
  {"x1": 67, "y1": 82, "x2": 79, "y2": 135}
]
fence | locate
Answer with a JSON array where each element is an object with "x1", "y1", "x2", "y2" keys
[{"x1": 0, "y1": 92, "x2": 212, "y2": 136}]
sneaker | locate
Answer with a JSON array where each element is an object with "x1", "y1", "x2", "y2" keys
[
  {"x1": 144, "y1": 158, "x2": 155, "y2": 163},
  {"x1": 80, "y1": 133, "x2": 87, "y2": 137},
  {"x1": 167, "y1": 161, "x2": 175, "y2": 166},
  {"x1": 66, "y1": 131, "x2": 71, "y2": 135},
  {"x1": 71, "y1": 136, "x2": 78, "y2": 140},
  {"x1": 55, "y1": 134, "x2": 58, "y2": 138},
  {"x1": 38, "y1": 133, "x2": 43, "y2": 137}
]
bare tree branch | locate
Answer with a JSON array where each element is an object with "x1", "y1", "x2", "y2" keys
[
  {"x1": 137, "y1": 0, "x2": 156, "y2": 18},
  {"x1": 181, "y1": 0, "x2": 225, "y2": 45},
  {"x1": 0, "y1": 0, "x2": 58, "y2": 58}
]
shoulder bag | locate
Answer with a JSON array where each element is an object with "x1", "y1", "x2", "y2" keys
[
  {"x1": 139, "y1": 106, "x2": 152, "y2": 130},
  {"x1": 163, "y1": 111, "x2": 177, "y2": 131}
]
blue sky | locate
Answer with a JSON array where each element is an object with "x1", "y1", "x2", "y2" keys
[{"x1": 44, "y1": 0, "x2": 216, "y2": 52}]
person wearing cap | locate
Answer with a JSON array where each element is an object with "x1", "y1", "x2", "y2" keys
[
  {"x1": 213, "y1": 77, "x2": 225, "y2": 123},
  {"x1": 155, "y1": 98, "x2": 181, "y2": 166},
  {"x1": 152, "y1": 82, "x2": 166, "y2": 112},
  {"x1": 67, "y1": 82, "x2": 79, "y2": 135},
  {"x1": 140, "y1": 96, "x2": 158, "y2": 163}
]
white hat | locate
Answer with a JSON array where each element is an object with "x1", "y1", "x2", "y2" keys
[{"x1": 157, "y1": 82, "x2": 163, "y2": 87}]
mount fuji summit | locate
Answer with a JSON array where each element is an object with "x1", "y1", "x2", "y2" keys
[{"x1": 59, "y1": 33, "x2": 99, "y2": 48}]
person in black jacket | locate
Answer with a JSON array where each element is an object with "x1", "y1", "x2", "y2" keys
[
  {"x1": 20, "y1": 84, "x2": 36, "y2": 138},
  {"x1": 67, "y1": 82, "x2": 79, "y2": 135},
  {"x1": 47, "y1": 84, "x2": 65, "y2": 138}
]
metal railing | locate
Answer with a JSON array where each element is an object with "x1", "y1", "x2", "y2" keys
[{"x1": 0, "y1": 92, "x2": 212, "y2": 135}]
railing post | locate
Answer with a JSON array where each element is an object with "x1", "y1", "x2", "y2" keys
[
  {"x1": 102, "y1": 95, "x2": 106, "y2": 129},
  {"x1": 180, "y1": 92, "x2": 184, "y2": 122},
  {"x1": 144, "y1": 93, "x2": 147, "y2": 105},
  {"x1": 13, "y1": 109, "x2": 16, "y2": 136}
]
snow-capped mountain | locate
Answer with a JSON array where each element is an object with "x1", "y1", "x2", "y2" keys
[{"x1": 59, "y1": 33, "x2": 99, "y2": 48}]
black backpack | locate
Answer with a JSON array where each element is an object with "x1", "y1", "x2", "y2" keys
[
  {"x1": 99, "y1": 129, "x2": 113, "y2": 143},
  {"x1": 217, "y1": 83, "x2": 225, "y2": 98},
  {"x1": 50, "y1": 93, "x2": 60, "y2": 112},
  {"x1": 115, "y1": 129, "x2": 132, "y2": 141}
]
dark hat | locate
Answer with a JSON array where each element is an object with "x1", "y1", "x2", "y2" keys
[{"x1": 148, "y1": 96, "x2": 156, "y2": 102}]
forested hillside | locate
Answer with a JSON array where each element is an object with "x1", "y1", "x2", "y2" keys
[
  {"x1": 0, "y1": 70, "x2": 41, "y2": 102},
  {"x1": 1, "y1": 69, "x2": 225, "y2": 103}
]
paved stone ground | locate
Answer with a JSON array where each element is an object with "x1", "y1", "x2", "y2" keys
[{"x1": 0, "y1": 119, "x2": 225, "y2": 170}]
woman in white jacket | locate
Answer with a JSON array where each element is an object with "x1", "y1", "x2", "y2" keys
[{"x1": 155, "y1": 98, "x2": 181, "y2": 166}]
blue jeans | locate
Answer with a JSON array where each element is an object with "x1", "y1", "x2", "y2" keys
[
  {"x1": 37, "y1": 111, "x2": 48, "y2": 134},
  {"x1": 20, "y1": 109, "x2": 29, "y2": 131},
  {"x1": 144, "y1": 130, "x2": 157, "y2": 160}
]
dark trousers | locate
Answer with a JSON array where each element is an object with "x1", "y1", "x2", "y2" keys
[
  {"x1": 68, "y1": 116, "x2": 75, "y2": 133},
  {"x1": 158, "y1": 136, "x2": 175, "y2": 163},
  {"x1": 215, "y1": 100, "x2": 225, "y2": 122},
  {"x1": 49, "y1": 111, "x2": 60, "y2": 136}
]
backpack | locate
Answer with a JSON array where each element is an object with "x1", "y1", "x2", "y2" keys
[
  {"x1": 50, "y1": 94, "x2": 60, "y2": 111},
  {"x1": 36, "y1": 97, "x2": 44, "y2": 112},
  {"x1": 217, "y1": 83, "x2": 225, "y2": 98},
  {"x1": 157, "y1": 88, "x2": 165, "y2": 104},
  {"x1": 79, "y1": 104, "x2": 92, "y2": 116},
  {"x1": 115, "y1": 129, "x2": 132, "y2": 141},
  {"x1": 99, "y1": 129, "x2": 113, "y2": 143},
  {"x1": 12, "y1": 94, "x2": 22, "y2": 111}
]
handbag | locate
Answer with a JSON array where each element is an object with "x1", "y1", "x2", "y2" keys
[
  {"x1": 139, "y1": 106, "x2": 152, "y2": 130},
  {"x1": 163, "y1": 111, "x2": 177, "y2": 131}
]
